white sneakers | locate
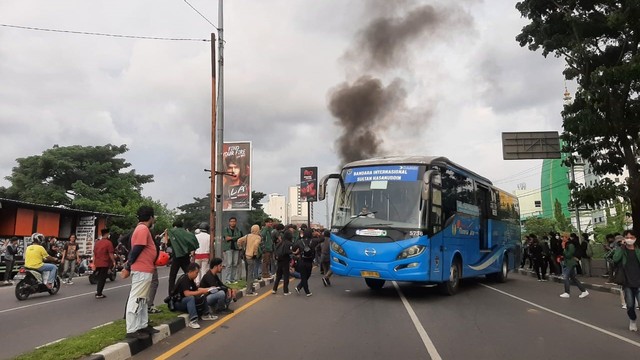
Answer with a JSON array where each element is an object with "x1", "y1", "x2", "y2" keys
[
  {"x1": 559, "y1": 291, "x2": 589, "y2": 299},
  {"x1": 201, "y1": 314, "x2": 218, "y2": 321},
  {"x1": 188, "y1": 320, "x2": 201, "y2": 329},
  {"x1": 630, "y1": 320, "x2": 638, "y2": 332}
]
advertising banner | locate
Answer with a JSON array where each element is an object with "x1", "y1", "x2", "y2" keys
[
  {"x1": 222, "y1": 141, "x2": 252, "y2": 211},
  {"x1": 76, "y1": 216, "x2": 96, "y2": 255},
  {"x1": 300, "y1": 166, "x2": 318, "y2": 202}
]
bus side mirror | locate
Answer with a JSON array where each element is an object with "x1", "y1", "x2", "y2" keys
[
  {"x1": 318, "y1": 173, "x2": 341, "y2": 201},
  {"x1": 422, "y1": 170, "x2": 441, "y2": 201}
]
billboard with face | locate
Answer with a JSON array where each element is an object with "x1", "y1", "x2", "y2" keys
[
  {"x1": 222, "y1": 142, "x2": 252, "y2": 211},
  {"x1": 300, "y1": 166, "x2": 318, "y2": 202}
]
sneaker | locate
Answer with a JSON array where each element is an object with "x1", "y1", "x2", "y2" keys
[
  {"x1": 245, "y1": 292, "x2": 258, "y2": 296},
  {"x1": 95, "y1": 294, "x2": 106, "y2": 299},
  {"x1": 541, "y1": 279, "x2": 547, "y2": 282},
  {"x1": 605, "y1": 281, "x2": 616, "y2": 285},
  {"x1": 148, "y1": 306, "x2": 161, "y2": 314},
  {"x1": 283, "y1": 292, "x2": 292, "y2": 296},
  {"x1": 306, "y1": 293, "x2": 313, "y2": 297},
  {"x1": 322, "y1": 277, "x2": 328, "y2": 287},
  {"x1": 326, "y1": 278, "x2": 331, "y2": 286},
  {"x1": 216, "y1": 308, "x2": 234, "y2": 315},
  {"x1": 295, "y1": 287, "x2": 300, "y2": 295},
  {"x1": 67, "y1": 280, "x2": 73, "y2": 285},
  {"x1": 537, "y1": 279, "x2": 543, "y2": 282},
  {"x1": 560, "y1": 293, "x2": 570, "y2": 298},
  {"x1": 622, "y1": 304, "x2": 628, "y2": 309},
  {"x1": 579, "y1": 291, "x2": 589, "y2": 298},
  {"x1": 201, "y1": 314, "x2": 218, "y2": 321},
  {"x1": 188, "y1": 320, "x2": 201, "y2": 329},
  {"x1": 271, "y1": 290, "x2": 277, "y2": 294},
  {"x1": 630, "y1": 320, "x2": 638, "y2": 332},
  {"x1": 126, "y1": 331, "x2": 150, "y2": 340}
]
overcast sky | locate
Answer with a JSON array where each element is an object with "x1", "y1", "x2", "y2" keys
[{"x1": 0, "y1": 0, "x2": 573, "y2": 226}]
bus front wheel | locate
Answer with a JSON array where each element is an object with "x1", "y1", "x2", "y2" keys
[
  {"x1": 365, "y1": 278, "x2": 385, "y2": 290},
  {"x1": 487, "y1": 256, "x2": 508, "y2": 283},
  {"x1": 440, "y1": 260, "x2": 460, "y2": 296}
]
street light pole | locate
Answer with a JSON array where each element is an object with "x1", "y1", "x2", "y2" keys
[
  {"x1": 209, "y1": 31, "x2": 217, "y2": 260},
  {"x1": 214, "y1": 0, "x2": 225, "y2": 258}
]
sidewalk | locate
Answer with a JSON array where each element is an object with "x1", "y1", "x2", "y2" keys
[
  {"x1": 83, "y1": 276, "x2": 276, "y2": 360},
  {"x1": 516, "y1": 267, "x2": 622, "y2": 295}
]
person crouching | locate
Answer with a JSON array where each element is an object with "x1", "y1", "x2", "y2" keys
[
  {"x1": 201, "y1": 258, "x2": 236, "y2": 315},
  {"x1": 173, "y1": 263, "x2": 218, "y2": 329}
]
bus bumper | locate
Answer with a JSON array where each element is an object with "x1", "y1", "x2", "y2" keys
[{"x1": 330, "y1": 256, "x2": 431, "y2": 282}]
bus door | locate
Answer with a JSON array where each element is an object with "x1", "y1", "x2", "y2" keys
[
  {"x1": 477, "y1": 184, "x2": 490, "y2": 251},
  {"x1": 424, "y1": 169, "x2": 444, "y2": 281}
]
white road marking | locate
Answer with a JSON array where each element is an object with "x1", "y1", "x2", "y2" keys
[
  {"x1": 480, "y1": 283, "x2": 640, "y2": 349},
  {"x1": 0, "y1": 275, "x2": 169, "y2": 315},
  {"x1": 36, "y1": 337, "x2": 66, "y2": 349},
  {"x1": 392, "y1": 281, "x2": 443, "y2": 360}
]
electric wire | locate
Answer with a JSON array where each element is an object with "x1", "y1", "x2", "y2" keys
[
  {"x1": 183, "y1": 0, "x2": 218, "y2": 30},
  {"x1": 0, "y1": 23, "x2": 210, "y2": 42}
]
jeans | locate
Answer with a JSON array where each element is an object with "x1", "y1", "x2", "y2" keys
[
  {"x1": 62, "y1": 259, "x2": 77, "y2": 280},
  {"x1": 175, "y1": 296, "x2": 199, "y2": 321},
  {"x1": 147, "y1": 268, "x2": 159, "y2": 306},
  {"x1": 3, "y1": 259, "x2": 14, "y2": 281},
  {"x1": 624, "y1": 287, "x2": 640, "y2": 321},
  {"x1": 261, "y1": 252, "x2": 273, "y2": 278},
  {"x1": 246, "y1": 258, "x2": 258, "y2": 293},
  {"x1": 223, "y1": 250, "x2": 239, "y2": 283},
  {"x1": 563, "y1": 265, "x2": 585, "y2": 294},
  {"x1": 37, "y1": 263, "x2": 58, "y2": 284},
  {"x1": 273, "y1": 259, "x2": 290, "y2": 293},
  {"x1": 206, "y1": 290, "x2": 229, "y2": 311},
  {"x1": 126, "y1": 271, "x2": 152, "y2": 334}
]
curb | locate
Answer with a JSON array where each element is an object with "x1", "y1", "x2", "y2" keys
[
  {"x1": 84, "y1": 276, "x2": 275, "y2": 360},
  {"x1": 516, "y1": 268, "x2": 621, "y2": 295}
]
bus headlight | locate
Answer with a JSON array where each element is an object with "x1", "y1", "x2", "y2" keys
[
  {"x1": 331, "y1": 241, "x2": 347, "y2": 257},
  {"x1": 397, "y1": 245, "x2": 426, "y2": 260}
]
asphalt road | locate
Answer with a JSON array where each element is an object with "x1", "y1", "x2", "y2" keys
[
  {"x1": 0, "y1": 266, "x2": 171, "y2": 360},
  {"x1": 136, "y1": 272, "x2": 640, "y2": 360},
  {"x1": 3, "y1": 268, "x2": 640, "y2": 360}
]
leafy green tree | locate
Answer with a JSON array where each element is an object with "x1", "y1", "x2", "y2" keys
[
  {"x1": 248, "y1": 191, "x2": 269, "y2": 227},
  {"x1": 1, "y1": 144, "x2": 153, "y2": 212},
  {"x1": 554, "y1": 199, "x2": 573, "y2": 232},
  {"x1": 516, "y1": 1, "x2": 640, "y2": 233},
  {"x1": 109, "y1": 197, "x2": 175, "y2": 236},
  {"x1": 523, "y1": 216, "x2": 558, "y2": 239},
  {"x1": 176, "y1": 194, "x2": 211, "y2": 230}
]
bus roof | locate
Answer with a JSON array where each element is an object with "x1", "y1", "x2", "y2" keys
[{"x1": 343, "y1": 155, "x2": 493, "y2": 186}]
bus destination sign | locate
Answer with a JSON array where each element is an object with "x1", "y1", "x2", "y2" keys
[{"x1": 345, "y1": 165, "x2": 419, "y2": 183}]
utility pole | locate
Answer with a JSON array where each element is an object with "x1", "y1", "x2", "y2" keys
[
  {"x1": 209, "y1": 32, "x2": 217, "y2": 259},
  {"x1": 214, "y1": 0, "x2": 225, "y2": 258}
]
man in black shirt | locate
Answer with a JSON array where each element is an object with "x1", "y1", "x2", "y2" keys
[
  {"x1": 200, "y1": 258, "x2": 236, "y2": 314},
  {"x1": 173, "y1": 263, "x2": 218, "y2": 329}
]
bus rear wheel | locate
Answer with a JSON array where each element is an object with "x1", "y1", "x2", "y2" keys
[
  {"x1": 440, "y1": 260, "x2": 460, "y2": 296},
  {"x1": 487, "y1": 256, "x2": 508, "y2": 283},
  {"x1": 364, "y1": 278, "x2": 385, "y2": 290}
]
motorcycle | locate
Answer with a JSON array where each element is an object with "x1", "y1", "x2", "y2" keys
[
  {"x1": 87, "y1": 255, "x2": 124, "y2": 285},
  {"x1": 14, "y1": 267, "x2": 61, "y2": 300}
]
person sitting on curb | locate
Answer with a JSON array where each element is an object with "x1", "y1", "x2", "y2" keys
[
  {"x1": 200, "y1": 258, "x2": 237, "y2": 315},
  {"x1": 173, "y1": 262, "x2": 218, "y2": 329}
]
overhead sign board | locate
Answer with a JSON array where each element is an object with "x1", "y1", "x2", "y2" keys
[{"x1": 502, "y1": 131, "x2": 561, "y2": 160}]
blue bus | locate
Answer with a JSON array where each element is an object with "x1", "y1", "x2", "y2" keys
[{"x1": 318, "y1": 156, "x2": 521, "y2": 295}]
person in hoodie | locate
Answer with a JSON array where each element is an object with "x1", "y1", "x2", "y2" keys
[
  {"x1": 165, "y1": 220, "x2": 199, "y2": 296},
  {"x1": 272, "y1": 230, "x2": 293, "y2": 295},
  {"x1": 237, "y1": 224, "x2": 262, "y2": 296}
]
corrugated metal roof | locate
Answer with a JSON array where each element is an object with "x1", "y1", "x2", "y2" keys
[{"x1": 0, "y1": 197, "x2": 122, "y2": 217}]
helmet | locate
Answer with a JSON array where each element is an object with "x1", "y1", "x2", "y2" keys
[
  {"x1": 31, "y1": 232, "x2": 45, "y2": 244},
  {"x1": 155, "y1": 251, "x2": 170, "y2": 266},
  {"x1": 198, "y1": 222, "x2": 210, "y2": 232}
]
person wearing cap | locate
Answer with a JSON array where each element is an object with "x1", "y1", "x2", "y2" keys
[{"x1": 121, "y1": 205, "x2": 159, "y2": 340}]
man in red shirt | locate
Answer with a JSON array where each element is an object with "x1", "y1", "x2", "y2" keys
[
  {"x1": 93, "y1": 228, "x2": 116, "y2": 299},
  {"x1": 121, "y1": 206, "x2": 159, "y2": 340}
]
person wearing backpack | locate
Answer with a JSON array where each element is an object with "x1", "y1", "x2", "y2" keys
[
  {"x1": 581, "y1": 233, "x2": 593, "y2": 277},
  {"x1": 292, "y1": 229, "x2": 323, "y2": 297},
  {"x1": 272, "y1": 230, "x2": 293, "y2": 295},
  {"x1": 570, "y1": 233, "x2": 584, "y2": 275}
]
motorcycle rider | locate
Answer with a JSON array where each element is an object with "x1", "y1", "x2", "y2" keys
[{"x1": 25, "y1": 233, "x2": 60, "y2": 289}]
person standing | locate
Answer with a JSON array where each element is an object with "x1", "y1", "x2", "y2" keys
[
  {"x1": 272, "y1": 230, "x2": 293, "y2": 295},
  {"x1": 292, "y1": 229, "x2": 323, "y2": 297},
  {"x1": 260, "y1": 218, "x2": 275, "y2": 279},
  {"x1": 529, "y1": 235, "x2": 546, "y2": 281},
  {"x1": 121, "y1": 206, "x2": 159, "y2": 340},
  {"x1": 237, "y1": 224, "x2": 261, "y2": 296},
  {"x1": 559, "y1": 233, "x2": 589, "y2": 299},
  {"x1": 60, "y1": 234, "x2": 79, "y2": 284},
  {"x1": 581, "y1": 233, "x2": 593, "y2": 277},
  {"x1": 612, "y1": 229, "x2": 640, "y2": 331},
  {"x1": 194, "y1": 222, "x2": 211, "y2": 284},
  {"x1": 166, "y1": 220, "x2": 199, "y2": 296},
  {"x1": 93, "y1": 229, "x2": 116, "y2": 299},
  {"x1": 222, "y1": 217, "x2": 243, "y2": 284},
  {"x1": 3, "y1": 237, "x2": 18, "y2": 285},
  {"x1": 320, "y1": 230, "x2": 333, "y2": 286},
  {"x1": 147, "y1": 232, "x2": 163, "y2": 314}
]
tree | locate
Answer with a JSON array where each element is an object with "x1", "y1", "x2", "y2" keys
[
  {"x1": 554, "y1": 199, "x2": 573, "y2": 232},
  {"x1": 516, "y1": 1, "x2": 640, "y2": 233},
  {"x1": 176, "y1": 194, "x2": 211, "y2": 230},
  {"x1": 523, "y1": 216, "x2": 558, "y2": 239},
  {"x1": 1, "y1": 144, "x2": 153, "y2": 213}
]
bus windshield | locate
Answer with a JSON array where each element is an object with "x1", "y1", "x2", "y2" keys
[{"x1": 333, "y1": 165, "x2": 424, "y2": 230}]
